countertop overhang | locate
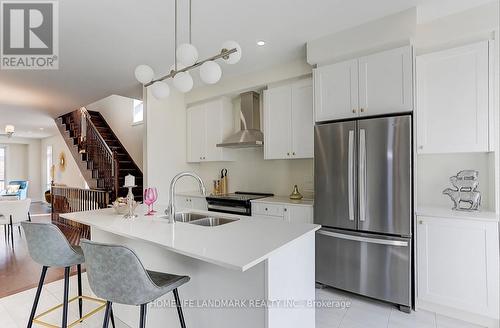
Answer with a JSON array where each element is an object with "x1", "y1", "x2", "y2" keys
[{"x1": 60, "y1": 205, "x2": 320, "y2": 272}]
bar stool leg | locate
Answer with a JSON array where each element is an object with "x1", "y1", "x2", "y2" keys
[
  {"x1": 173, "y1": 289, "x2": 186, "y2": 328},
  {"x1": 9, "y1": 215, "x2": 14, "y2": 247},
  {"x1": 62, "y1": 267, "x2": 70, "y2": 328},
  {"x1": 102, "y1": 301, "x2": 111, "y2": 328},
  {"x1": 109, "y1": 304, "x2": 116, "y2": 328},
  {"x1": 139, "y1": 304, "x2": 147, "y2": 328},
  {"x1": 27, "y1": 266, "x2": 48, "y2": 328},
  {"x1": 77, "y1": 264, "x2": 83, "y2": 319}
]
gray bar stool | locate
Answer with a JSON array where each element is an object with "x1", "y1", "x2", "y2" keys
[
  {"x1": 80, "y1": 239, "x2": 190, "y2": 328},
  {"x1": 21, "y1": 222, "x2": 115, "y2": 328}
]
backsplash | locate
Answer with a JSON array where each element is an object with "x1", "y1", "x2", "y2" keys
[{"x1": 194, "y1": 147, "x2": 314, "y2": 197}]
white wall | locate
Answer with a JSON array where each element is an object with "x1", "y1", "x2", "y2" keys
[
  {"x1": 307, "y1": 8, "x2": 416, "y2": 65},
  {"x1": 145, "y1": 88, "x2": 194, "y2": 205},
  {"x1": 0, "y1": 136, "x2": 42, "y2": 201},
  {"x1": 40, "y1": 133, "x2": 87, "y2": 191},
  {"x1": 145, "y1": 60, "x2": 314, "y2": 205},
  {"x1": 86, "y1": 94, "x2": 144, "y2": 170}
]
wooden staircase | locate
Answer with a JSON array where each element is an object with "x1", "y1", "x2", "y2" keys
[{"x1": 56, "y1": 108, "x2": 143, "y2": 202}]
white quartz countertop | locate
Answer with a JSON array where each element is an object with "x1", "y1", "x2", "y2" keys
[
  {"x1": 61, "y1": 205, "x2": 320, "y2": 272},
  {"x1": 251, "y1": 196, "x2": 314, "y2": 207}
]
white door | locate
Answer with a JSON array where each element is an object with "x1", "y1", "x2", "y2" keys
[
  {"x1": 416, "y1": 41, "x2": 490, "y2": 153},
  {"x1": 264, "y1": 85, "x2": 292, "y2": 159},
  {"x1": 187, "y1": 105, "x2": 206, "y2": 163},
  {"x1": 358, "y1": 46, "x2": 413, "y2": 117},
  {"x1": 204, "y1": 101, "x2": 224, "y2": 161},
  {"x1": 314, "y1": 59, "x2": 358, "y2": 122},
  {"x1": 417, "y1": 216, "x2": 499, "y2": 318},
  {"x1": 291, "y1": 79, "x2": 314, "y2": 158}
]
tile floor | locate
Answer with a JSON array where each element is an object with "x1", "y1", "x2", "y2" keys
[{"x1": 0, "y1": 274, "x2": 485, "y2": 328}]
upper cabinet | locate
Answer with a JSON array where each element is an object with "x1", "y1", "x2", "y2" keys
[
  {"x1": 314, "y1": 46, "x2": 413, "y2": 122},
  {"x1": 187, "y1": 97, "x2": 234, "y2": 163},
  {"x1": 358, "y1": 46, "x2": 413, "y2": 117},
  {"x1": 314, "y1": 60, "x2": 359, "y2": 121},
  {"x1": 264, "y1": 78, "x2": 314, "y2": 160},
  {"x1": 416, "y1": 41, "x2": 492, "y2": 154}
]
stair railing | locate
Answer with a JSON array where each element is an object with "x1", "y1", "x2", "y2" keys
[
  {"x1": 80, "y1": 107, "x2": 120, "y2": 199},
  {"x1": 51, "y1": 185, "x2": 110, "y2": 244}
]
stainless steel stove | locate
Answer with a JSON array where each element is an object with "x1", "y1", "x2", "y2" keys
[{"x1": 205, "y1": 192, "x2": 273, "y2": 216}]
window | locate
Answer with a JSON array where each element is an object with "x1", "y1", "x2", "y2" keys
[
  {"x1": 46, "y1": 145, "x2": 53, "y2": 190},
  {"x1": 0, "y1": 147, "x2": 5, "y2": 191},
  {"x1": 133, "y1": 99, "x2": 143, "y2": 124}
]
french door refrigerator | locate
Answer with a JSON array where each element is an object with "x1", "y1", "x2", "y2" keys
[{"x1": 314, "y1": 114, "x2": 412, "y2": 312}]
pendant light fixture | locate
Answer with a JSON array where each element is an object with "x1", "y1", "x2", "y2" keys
[{"x1": 134, "y1": 0, "x2": 242, "y2": 99}]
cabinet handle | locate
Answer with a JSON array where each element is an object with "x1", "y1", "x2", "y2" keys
[
  {"x1": 360, "y1": 108, "x2": 365, "y2": 113},
  {"x1": 284, "y1": 208, "x2": 287, "y2": 212},
  {"x1": 287, "y1": 152, "x2": 290, "y2": 156},
  {"x1": 265, "y1": 208, "x2": 268, "y2": 211},
  {"x1": 418, "y1": 146, "x2": 423, "y2": 150},
  {"x1": 292, "y1": 152, "x2": 295, "y2": 156},
  {"x1": 419, "y1": 220, "x2": 423, "y2": 224},
  {"x1": 352, "y1": 109, "x2": 356, "y2": 113}
]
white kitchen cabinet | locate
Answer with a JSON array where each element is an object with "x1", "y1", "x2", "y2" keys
[
  {"x1": 264, "y1": 78, "x2": 313, "y2": 159},
  {"x1": 314, "y1": 60, "x2": 358, "y2": 122},
  {"x1": 416, "y1": 41, "x2": 492, "y2": 153},
  {"x1": 314, "y1": 46, "x2": 413, "y2": 122},
  {"x1": 252, "y1": 201, "x2": 313, "y2": 224},
  {"x1": 175, "y1": 195, "x2": 207, "y2": 211},
  {"x1": 416, "y1": 214, "x2": 499, "y2": 320},
  {"x1": 187, "y1": 97, "x2": 234, "y2": 163},
  {"x1": 358, "y1": 46, "x2": 413, "y2": 116}
]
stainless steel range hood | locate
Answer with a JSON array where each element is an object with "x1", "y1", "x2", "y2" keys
[{"x1": 216, "y1": 91, "x2": 264, "y2": 148}]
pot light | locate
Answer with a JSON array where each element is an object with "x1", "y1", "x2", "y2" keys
[{"x1": 256, "y1": 40, "x2": 266, "y2": 46}]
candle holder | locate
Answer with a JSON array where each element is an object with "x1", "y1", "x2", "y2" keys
[{"x1": 124, "y1": 185, "x2": 138, "y2": 219}]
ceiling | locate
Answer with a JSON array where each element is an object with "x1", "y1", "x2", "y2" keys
[{"x1": 0, "y1": 0, "x2": 493, "y2": 138}]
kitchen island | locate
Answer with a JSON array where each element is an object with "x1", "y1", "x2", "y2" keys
[{"x1": 61, "y1": 205, "x2": 320, "y2": 328}]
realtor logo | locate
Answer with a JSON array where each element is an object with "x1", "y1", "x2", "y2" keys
[{"x1": 1, "y1": 1, "x2": 59, "y2": 69}]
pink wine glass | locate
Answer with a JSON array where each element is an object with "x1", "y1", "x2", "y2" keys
[
  {"x1": 150, "y1": 188, "x2": 158, "y2": 213},
  {"x1": 144, "y1": 188, "x2": 154, "y2": 216}
]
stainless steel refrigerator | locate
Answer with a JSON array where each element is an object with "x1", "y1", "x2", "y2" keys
[{"x1": 314, "y1": 114, "x2": 412, "y2": 312}]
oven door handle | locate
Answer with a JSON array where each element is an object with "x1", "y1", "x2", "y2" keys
[{"x1": 207, "y1": 204, "x2": 249, "y2": 214}]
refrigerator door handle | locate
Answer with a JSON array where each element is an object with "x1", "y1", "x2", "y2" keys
[
  {"x1": 359, "y1": 129, "x2": 367, "y2": 222},
  {"x1": 317, "y1": 229, "x2": 408, "y2": 247},
  {"x1": 348, "y1": 130, "x2": 355, "y2": 221}
]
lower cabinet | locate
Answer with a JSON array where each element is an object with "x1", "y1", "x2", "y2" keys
[
  {"x1": 175, "y1": 195, "x2": 207, "y2": 211},
  {"x1": 251, "y1": 202, "x2": 313, "y2": 224},
  {"x1": 416, "y1": 215, "x2": 499, "y2": 321}
]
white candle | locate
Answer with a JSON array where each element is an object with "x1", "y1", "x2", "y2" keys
[{"x1": 124, "y1": 174, "x2": 135, "y2": 187}]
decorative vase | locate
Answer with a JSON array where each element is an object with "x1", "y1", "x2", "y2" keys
[{"x1": 289, "y1": 185, "x2": 303, "y2": 200}]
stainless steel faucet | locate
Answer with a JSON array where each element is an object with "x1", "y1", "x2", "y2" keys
[{"x1": 165, "y1": 172, "x2": 206, "y2": 223}]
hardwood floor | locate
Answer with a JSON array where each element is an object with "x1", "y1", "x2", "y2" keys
[{"x1": 0, "y1": 203, "x2": 80, "y2": 298}]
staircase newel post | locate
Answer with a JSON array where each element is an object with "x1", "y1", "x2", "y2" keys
[{"x1": 113, "y1": 152, "x2": 120, "y2": 201}]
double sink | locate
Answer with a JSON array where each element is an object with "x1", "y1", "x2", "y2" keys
[{"x1": 173, "y1": 212, "x2": 238, "y2": 227}]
